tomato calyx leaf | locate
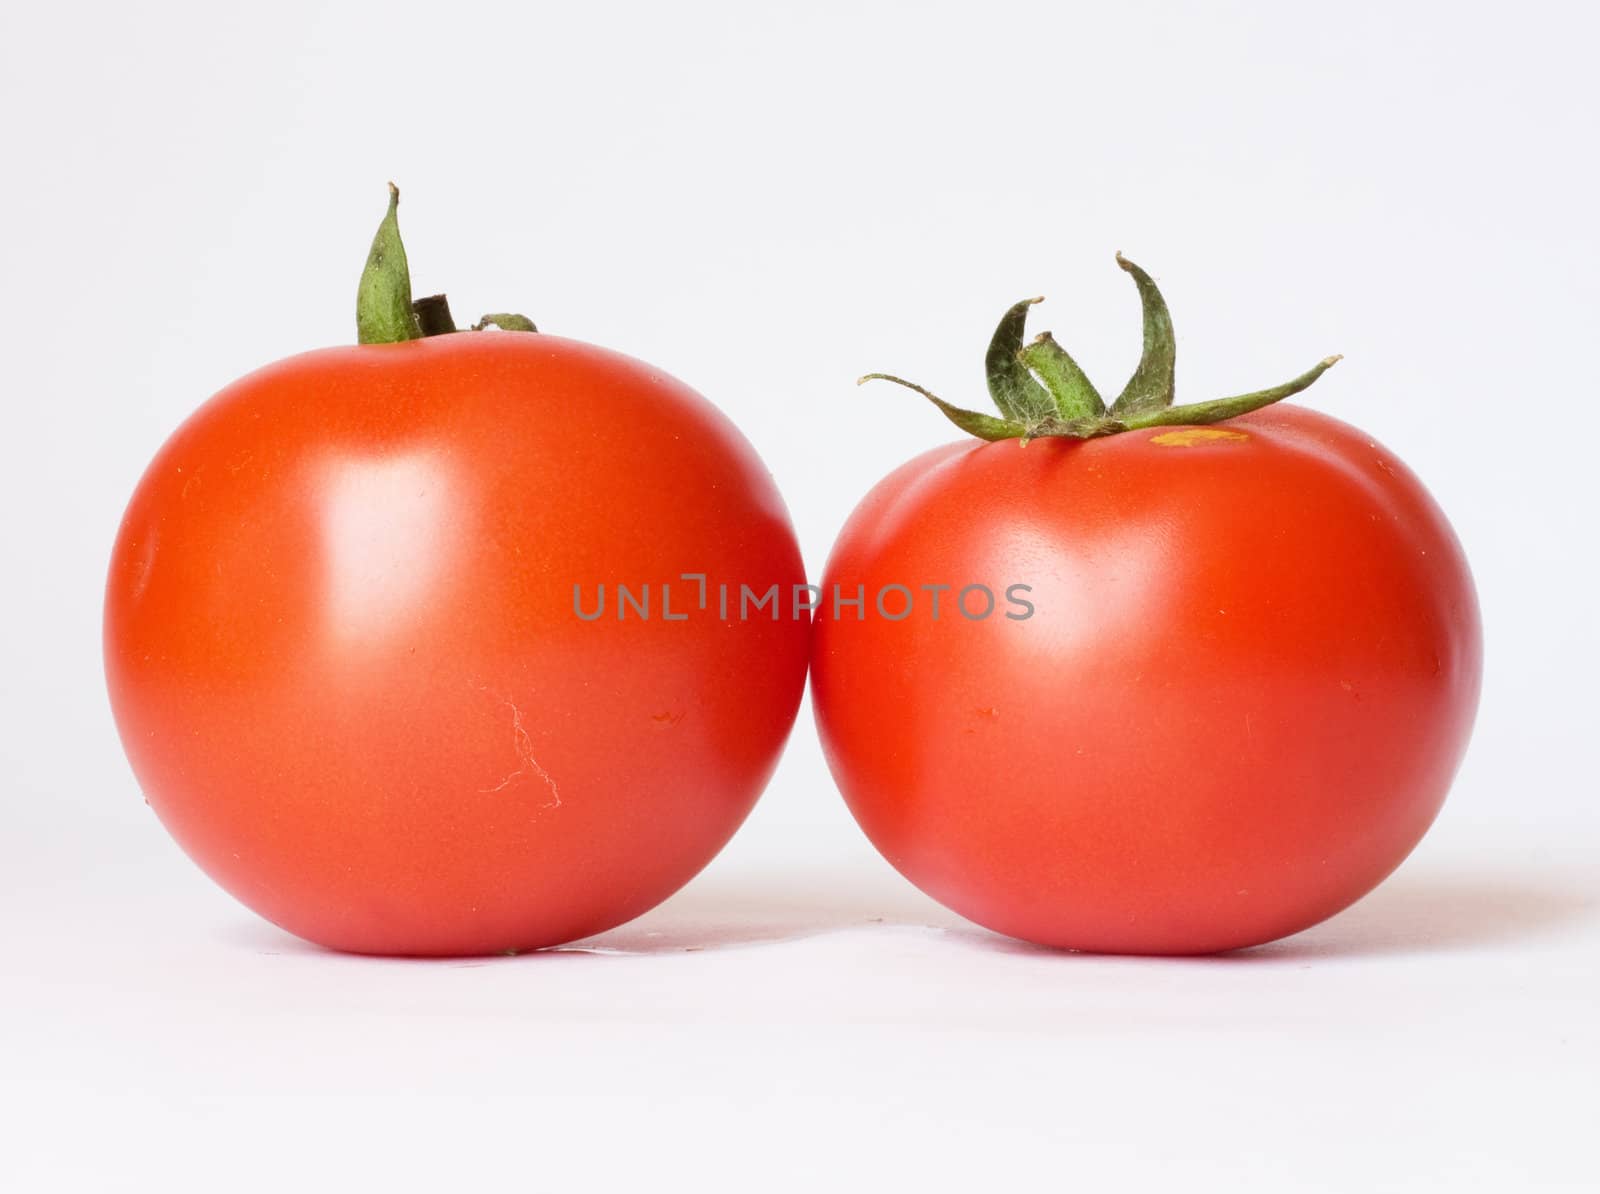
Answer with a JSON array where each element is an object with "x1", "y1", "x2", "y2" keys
[
  {"x1": 859, "y1": 254, "x2": 1341, "y2": 442},
  {"x1": 1108, "y1": 253, "x2": 1176, "y2": 418},
  {"x1": 356, "y1": 183, "x2": 423, "y2": 344},
  {"x1": 1019, "y1": 331, "x2": 1104, "y2": 422},
  {"x1": 856, "y1": 374, "x2": 1025, "y2": 441},
  {"x1": 985, "y1": 298, "x2": 1057, "y2": 426},
  {"x1": 473, "y1": 313, "x2": 539, "y2": 333}
]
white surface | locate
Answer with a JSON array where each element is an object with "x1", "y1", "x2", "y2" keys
[
  {"x1": 2, "y1": 2, "x2": 1596, "y2": 1190},
  {"x1": 6, "y1": 825, "x2": 1597, "y2": 1192}
]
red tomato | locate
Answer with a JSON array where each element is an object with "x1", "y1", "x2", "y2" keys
[
  {"x1": 813, "y1": 405, "x2": 1481, "y2": 955},
  {"x1": 106, "y1": 333, "x2": 808, "y2": 955}
]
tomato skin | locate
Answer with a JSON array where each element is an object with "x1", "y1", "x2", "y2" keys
[
  {"x1": 812, "y1": 405, "x2": 1481, "y2": 954},
  {"x1": 105, "y1": 334, "x2": 808, "y2": 955}
]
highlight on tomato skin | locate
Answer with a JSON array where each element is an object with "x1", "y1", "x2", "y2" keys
[
  {"x1": 816, "y1": 264, "x2": 1482, "y2": 955},
  {"x1": 102, "y1": 187, "x2": 811, "y2": 956}
]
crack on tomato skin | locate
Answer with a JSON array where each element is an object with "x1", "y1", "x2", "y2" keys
[{"x1": 475, "y1": 686, "x2": 562, "y2": 809}]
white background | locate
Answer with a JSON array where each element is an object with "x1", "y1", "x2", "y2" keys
[{"x1": 2, "y1": 1, "x2": 1596, "y2": 1190}]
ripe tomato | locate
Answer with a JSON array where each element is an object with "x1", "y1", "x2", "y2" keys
[
  {"x1": 105, "y1": 191, "x2": 807, "y2": 955},
  {"x1": 814, "y1": 262, "x2": 1481, "y2": 954}
]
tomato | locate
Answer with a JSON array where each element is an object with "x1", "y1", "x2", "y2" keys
[
  {"x1": 813, "y1": 261, "x2": 1481, "y2": 954},
  {"x1": 104, "y1": 190, "x2": 808, "y2": 955}
]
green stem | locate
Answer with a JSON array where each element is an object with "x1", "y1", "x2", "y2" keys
[{"x1": 413, "y1": 294, "x2": 457, "y2": 335}]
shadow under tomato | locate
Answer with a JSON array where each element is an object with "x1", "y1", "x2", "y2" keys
[
  {"x1": 936, "y1": 866, "x2": 1599, "y2": 963},
  {"x1": 1235, "y1": 868, "x2": 1598, "y2": 962},
  {"x1": 562, "y1": 862, "x2": 1599, "y2": 961},
  {"x1": 219, "y1": 864, "x2": 958, "y2": 959},
  {"x1": 223, "y1": 861, "x2": 1597, "y2": 962},
  {"x1": 550, "y1": 868, "x2": 959, "y2": 956}
]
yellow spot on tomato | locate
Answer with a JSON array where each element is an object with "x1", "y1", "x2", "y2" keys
[{"x1": 1150, "y1": 428, "x2": 1251, "y2": 447}]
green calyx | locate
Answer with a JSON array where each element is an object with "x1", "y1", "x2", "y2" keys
[
  {"x1": 354, "y1": 183, "x2": 539, "y2": 345},
  {"x1": 860, "y1": 254, "x2": 1340, "y2": 442}
]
